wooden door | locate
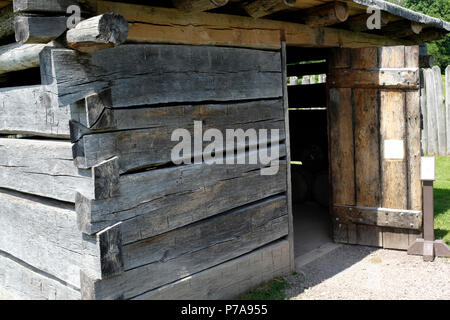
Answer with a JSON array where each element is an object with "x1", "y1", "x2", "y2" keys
[{"x1": 327, "y1": 46, "x2": 423, "y2": 250}]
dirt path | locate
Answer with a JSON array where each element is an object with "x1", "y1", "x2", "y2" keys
[{"x1": 285, "y1": 244, "x2": 450, "y2": 300}]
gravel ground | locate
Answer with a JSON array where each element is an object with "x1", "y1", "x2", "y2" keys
[{"x1": 285, "y1": 244, "x2": 450, "y2": 300}]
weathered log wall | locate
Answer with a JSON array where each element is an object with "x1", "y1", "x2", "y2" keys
[{"x1": 0, "y1": 38, "x2": 291, "y2": 299}]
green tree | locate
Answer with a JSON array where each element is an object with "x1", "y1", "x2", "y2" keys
[{"x1": 403, "y1": 0, "x2": 450, "y2": 72}]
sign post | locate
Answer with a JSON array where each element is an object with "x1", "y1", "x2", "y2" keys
[{"x1": 408, "y1": 157, "x2": 450, "y2": 261}]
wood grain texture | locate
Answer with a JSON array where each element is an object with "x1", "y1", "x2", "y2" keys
[
  {"x1": 380, "y1": 90, "x2": 407, "y2": 210},
  {"x1": 354, "y1": 88, "x2": 380, "y2": 207},
  {"x1": 71, "y1": 99, "x2": 285, "y2": 173},
  {"x1": 424, "y1": 68, "x2": 438, "y2": 155},
  {"x1": 0, "y1": 189, "x2": 82, "y2": 288},
  {"x1": 330, "y1": 46, "x2": 422, "y2": 248},
  {"x1": 0, "y1": 85, "x2": 70, "y2": 137},
  {"x1": 432, "y1": 66, "x2": 447, "y2": 155},
  {"x1": 0, "y1": 42, "x2": 47, "y2": 75},
  {"x1": 405, "y1": 46, "x2": 422, "y2": 211},
  {"x1": 96, "y1": 1, "x2": 416, "y2": 49},
  {"x1": 81, "y1": 195, "x2": 289, "y2": 300},
  {"x1": 78, "y1": 150, "x2": 287, "y2": 239},
  {"x1": 66, "y1": 13, "x2": 128, "y2": 53},
  {"x1": 282, "y1": 41, "x2": 295, "y2": 271},
  {"x1": 327, "y1": 68, "x2": 419, "y2": 89},
  {"x1": 243, "y1": 0, "x2": 295, "y2": 18},
  {"x1": 420, "y1": 68, "x2": 428, "y2": 155},
  {"x1": 41, "y1": 44, "x2": 283, "y2": 107},
  {"x1": 172, "y1": 0, "x2": 229, "y2": 12},
  {"x1": 379, "y1": 46, "x2": 407, "y2": 210},
  {"x1": 351, "y1": 48, "x2": 379, "y2": 208},
  {"x1": 328, "y1": 87, "x2": 355, "y2": 205},
  {"x1": 333, "y1": 205, "x2": 422, "y2": 230},
  {"x1": 0, "y1": 138, "x2": 92, "y2": 202},
  {"x1": 14, "y1": 15, "x2": 67, "y2": 44},
  {"x1": 0, "y1": 250, "x2": 80, "y2": 300},
  {"x1": 133, "y1": 239, "x2": 290, "y2": 300},
  {"x1": 383, "y1": 228, "x2": 422, "y2": 250},
  {"x1": 301, "y1": 2, "x2": 349, "y2": 27}
]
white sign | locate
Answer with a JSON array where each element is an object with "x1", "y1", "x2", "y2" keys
[
  {"x1": 384, "y1": 140, "x2": 404, "y2": 160},
  {"x1": 421, "y1": 157, "x2": 435, "y2": 181}
]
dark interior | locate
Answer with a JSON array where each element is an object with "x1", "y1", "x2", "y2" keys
[{"x1": 287, "y1": 47, "x2": 333, "y2": 259}]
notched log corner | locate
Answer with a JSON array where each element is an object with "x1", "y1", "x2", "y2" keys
[
  {"x1": 98, "y1": 222, "x2": 124, "y2": 279},
  {"x1": 93, "y1": 157, "x2": 120, "y2": 200}
]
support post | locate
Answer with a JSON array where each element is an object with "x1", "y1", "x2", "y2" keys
[{"x1": 408, "y1": 157, "x2": 450, "y2": 261}]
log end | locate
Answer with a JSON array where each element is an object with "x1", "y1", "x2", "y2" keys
[
  {"x1": 97, "y1": 13, "x2": 129, "y2": 46},
  {"x1": 67, "y1": 13, "x2": 129, "y2": 53},
  {"x1": 335, "y1": 2, "x2": 349, "y2": 23}
]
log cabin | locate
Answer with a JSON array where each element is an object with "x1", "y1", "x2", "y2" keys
[{"x1": 0, "y1": 0, "x2": 448, "y2": 300}]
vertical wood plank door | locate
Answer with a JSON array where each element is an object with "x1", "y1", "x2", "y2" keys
[{"x1": 328, "y1": 46, "x2": 423, "y2": 250}]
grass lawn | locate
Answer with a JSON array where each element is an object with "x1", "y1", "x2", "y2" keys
[
  {"x1": 239, "y1": 277, "x2": 288, "y2": 300},
  {"x1": 434, "y1": 156, "x2": 450, "y2": 245}
]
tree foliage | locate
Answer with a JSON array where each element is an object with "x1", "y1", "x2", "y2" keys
[{"x1": 402, "y1": 0, "x2": 450, "y2": 71}]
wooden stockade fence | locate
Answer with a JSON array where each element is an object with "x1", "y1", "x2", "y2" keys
[{"x1": 421, "y1": 65, "x2": 450, "y2": 156}]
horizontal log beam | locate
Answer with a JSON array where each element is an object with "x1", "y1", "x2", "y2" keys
[
  {"x1": 328, "y1": 68, "x2": 420, "y2": 89},
  {"x1": 15, "y1": 15, "x2": 67, "y2": 44},
  {"x1": 41, "y1": 44, "x2": 283, "y2": 108},
  {"x1": 0, "y1": 85, "x2": 70, "y2": 137},
  {"x1": 0, "y1": 42, "x2": 46, "y2": 74},
  {"x1": 172, "y1": 0, "x2": 229, "y2": 12},
  {"x1": 339, "y1": 11, "x2": 396, "y2": 32},
  {"x1": 0, "y1": 138, "x2": 92, "y2": 202},
  {"x1": 0, "y1": 188, "x2": 82, "y2": 288},
  {"x1": 13, "y1": 0, "x2": 95, "y2": 14},
  {"x1": 382, "y1": 20, "x2": 425, "y2": 39},
  {"x1": 81, "y1": 195, "x2": 289, "y2": 299},
  {"x1": 406, "y1": 28, "x2": 447, "y2": 43},
  {"x1": 71, "y1": 98, "x2": 285, "y2": 173},
  {"x1": 243, "y1": 0, "x2": 296, "y2": 19},
  {"x1": 333, "y1": 204, "x2": 422, "y2": 230},
  {"x1": 301, "y1": 2, "x2": 350, "y2": 27},
  {"x1": 77, "y1": 152, "x2": 287, "y2": 238},
  {"x1": 0, "y1": 250, "x2": 80, "y2": 300},
  {"x1": 66, "y1": 13, "x2": 128, "y2": 53},
  {"x1": 96, "y1": 1, "x2": 416, "y2": 49},
  {"x1": 134, "y1": 239, "x2": 290, "y2": 300}
]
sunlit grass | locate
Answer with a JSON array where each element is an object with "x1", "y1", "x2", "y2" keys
[
  {"x1": 239, "y1": 277, "x2": 287, "y2": 300},
  {"x1": 434, "y1": 156, "x2": 450, "y2": 245}
]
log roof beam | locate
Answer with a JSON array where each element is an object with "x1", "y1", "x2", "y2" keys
[
  {"x1": 172, "y1": 0, "x2": 230, "y2": 13},
  {"x1": 300, "y1": 2, "x2": 350, "y2": 28},
  {"x1": 97, "y1": 1, "x2": 418, "y2": 50}
]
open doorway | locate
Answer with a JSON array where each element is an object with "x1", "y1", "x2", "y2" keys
[{"x1": 287, "y1": 47, "x2": 332, "y2": 258}]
